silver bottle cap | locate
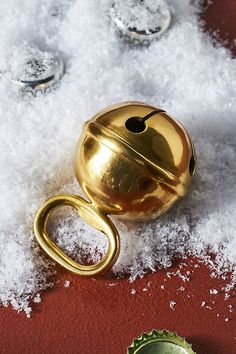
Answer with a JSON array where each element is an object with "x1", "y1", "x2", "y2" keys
[
  {"x1": 110, "y1": 0, "x2": 171, "y2": 45},
  {"x1": 11, "y1": 47, "x2": 64, "y2": 94}
]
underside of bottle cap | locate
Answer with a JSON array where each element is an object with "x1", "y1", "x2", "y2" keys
[{"x1": 127, "y1": 329, "x2": 196, "y2": 354}]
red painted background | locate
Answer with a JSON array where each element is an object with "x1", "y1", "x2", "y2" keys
[{"x1": 1, "y1": 2, "x2": 236, "y2": 354}]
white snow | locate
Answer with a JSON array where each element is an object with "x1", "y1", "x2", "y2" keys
[
  {"x1": 110, "y1": 0, "x2": 171, "y2": 34},
  {"x1": 0, "y1": 0, "x2": 235, "y2": 314},
  {"x1": 169, "y1": 301, "x2": 176, "y2": 310},
  {"x1": 64, "y1": 280, "x2": 71, "y2": 288}
]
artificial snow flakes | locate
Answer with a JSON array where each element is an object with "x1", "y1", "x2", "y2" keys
[
  {"x1": 110, "y1": 0, "x2": 171, "y2": 44},
  {"x1": 64, "y1": 280, "x2": 71, "y2": 288},
  {"x1": 0, "y1": 0, "x2": 235, "y2": 314},
  {"x1": 33, "y1": 293, "x2": 41, "y2": 303},
  {"x1": 9, "y1": 45, "x2": 64, "y2": 95},
  {"x1": 178, "y1": 287, "x2": 186, "y2": 292},
  {"x1": 169, "y1": 301, "x2": 176, "y2": 310}
]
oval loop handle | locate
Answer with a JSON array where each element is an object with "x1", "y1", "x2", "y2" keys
[{"x1": 33, "y1": 195, "x2": 120, "y2": 277}]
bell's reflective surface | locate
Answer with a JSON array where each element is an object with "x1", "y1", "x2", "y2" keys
[
  {"x1": 75, "y1": 102, "x2": 195, "y2": 221},
  {"x1": 34, "y1": 102, "x2": 196, "y2": 276}
]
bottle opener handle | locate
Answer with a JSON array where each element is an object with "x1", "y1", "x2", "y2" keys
[{"x1": 33, "y1": 195, "x2": 120, "y2": 277}]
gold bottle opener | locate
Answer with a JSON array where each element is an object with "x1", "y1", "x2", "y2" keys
[{"x1": 34, "y1": 102, "x2": 196, "y2": 277}]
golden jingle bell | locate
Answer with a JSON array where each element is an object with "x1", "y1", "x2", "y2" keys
[{"x1": 34, "y1": 102, "x2": 196, "y2": 277}]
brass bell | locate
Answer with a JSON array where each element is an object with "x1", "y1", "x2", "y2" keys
[{"x1": 34, "y1": 102, "x2": 196, "y2": 277}]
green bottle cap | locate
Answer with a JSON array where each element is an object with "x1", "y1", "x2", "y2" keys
[{"x1": 127, "y1": 330, "x2": 196, "y2": 354}]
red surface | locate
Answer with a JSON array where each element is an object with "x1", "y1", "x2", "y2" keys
[
  {"x1": 1, "y1": 2, "x2": 236, "y2": 354},
  {"x1": 1, "y1": 260, "x2": 236, "y2": 354},
  {"x1": 202, "y1": 0, "x2": 236, "y2": 56}
]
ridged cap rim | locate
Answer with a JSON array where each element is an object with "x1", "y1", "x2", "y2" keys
[{"x1": 127, "y1": 329, "x2": 196, "y2": 354}]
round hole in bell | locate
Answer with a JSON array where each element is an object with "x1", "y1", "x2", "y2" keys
[
  {"x1": 139, "y1": 177, "x2": 156, "y2": 193},
  {"x1": 189, "y1": 155, "x2": 196, "y2": 176},
  {"x1": 125, "y1": 116, "x2": 146, "y2": 133}
]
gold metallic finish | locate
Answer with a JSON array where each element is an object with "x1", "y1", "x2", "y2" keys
[
  {"x1": 127, "y1": 329, "x2": 196, "y2": 354},
  {"x1": 33, "y1": 195, "x2": 120, "y2": 276},
  {"x1": 75, "y1": 102, "x2": 195, "y2": 220},
  {"x1": 34, "y1": 102, "x2": 196, "y2": 276}
]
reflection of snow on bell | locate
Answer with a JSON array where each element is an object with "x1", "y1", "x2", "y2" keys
[
  {"x1": 75, "y1": 102, "x2": 196, "y2": 221},
  {"x1": 10, "y1": 47, "x2": 64, "y2": 94},
  {"x1": 110, "y1": 0, "x2": 171, "y2": 45},
  {"x1": 34, "y1": 102, "x2": 196, "y2": 277}
]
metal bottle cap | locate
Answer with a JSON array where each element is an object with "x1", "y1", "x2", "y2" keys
[
  {"x1": 11, "y1": 47, "x2": 64, "y2": 94},
  {"x1": 110, "y1": 0, "x2": 171, "y2": 45},
  {"x1": 128, "y1": 330, "x2": 196, "y2": 354}
]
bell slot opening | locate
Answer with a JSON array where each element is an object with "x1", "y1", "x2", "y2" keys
[
  {"x1": 189, "y1": 155, "x2": 196, "y2": 176},
  {"x1": 125, "y1": 116, "x2": 146, "y2": 133}
]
